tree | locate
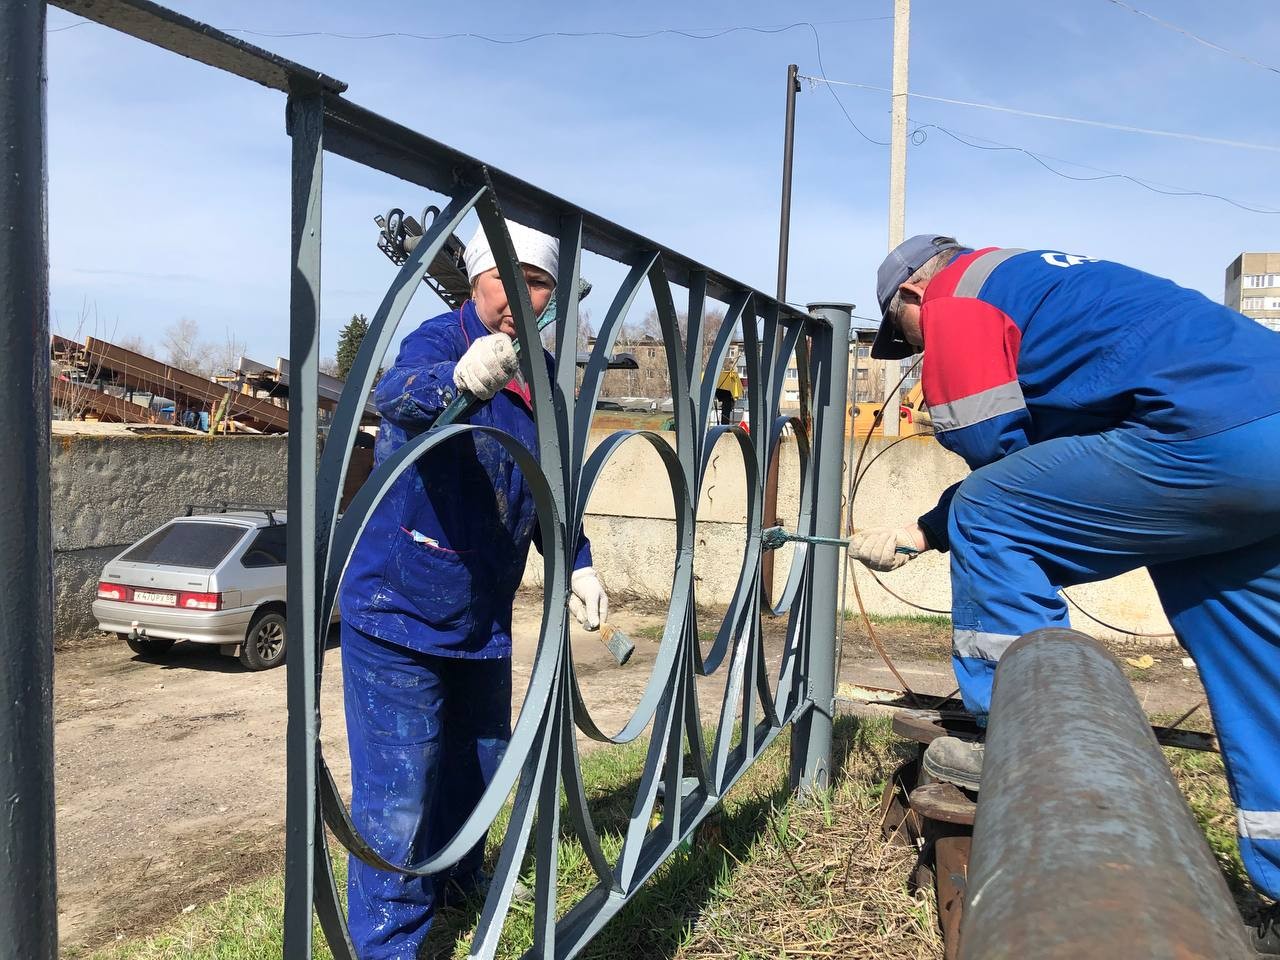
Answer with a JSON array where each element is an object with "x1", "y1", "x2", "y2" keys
[
  {"x1": 336, "y1": 314, "x2": 370, "y2": 380},
  {"x1": 160, "y1": 319, "x2": 245, "y2": 378},
  {"x1": 161, "y1": 317, "x2": 205, "y2": 373}
]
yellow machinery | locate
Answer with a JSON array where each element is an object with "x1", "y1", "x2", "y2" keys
[{"x1": 848, "y1": 381, "x2": 932, "y2": 440}]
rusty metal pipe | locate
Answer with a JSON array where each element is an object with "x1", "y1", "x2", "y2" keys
[{"x1": 960, "y1": 628, "x2": 1251, "y2": 960}]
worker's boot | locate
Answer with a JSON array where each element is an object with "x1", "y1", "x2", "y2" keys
[
  {"x1": 1251, "y1": 900, "x2": 1280, "y2": 956},
  {"x1": 921, "y1": 736, "x2": 984, "y2": 792},
  {"x1": 440, "y1": 869, "x2": 533, "y2": 908}
]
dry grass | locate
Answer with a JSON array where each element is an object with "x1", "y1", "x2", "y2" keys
[
  {"x1": 673, "y1": 717, "x2": 941, "y2": 960},
  {"x1": 81, "y1": 709, "x2": 1248, "y2": 960},
  {"x1": 84, "y1": 716, "x2": 941, "y2": 960}
]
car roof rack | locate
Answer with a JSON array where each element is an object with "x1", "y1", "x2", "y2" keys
[{"x1": 183, "y1": 502, "x2": 284, "y2": 525}]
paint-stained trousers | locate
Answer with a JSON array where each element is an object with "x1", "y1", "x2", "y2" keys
[
  {"x1": 342, "y1": 622, "x2": 511, "y2": 960},
  {"x1": 945, "y1": 412, "x2": 1280, "y2": 901}
]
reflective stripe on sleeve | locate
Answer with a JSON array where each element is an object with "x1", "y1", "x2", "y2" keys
[
  {"x1": 1238, "y1": 809, "x2": 1280, "y2": 841},
  {"x1": 953, "y1": 248, "x2": 1027, "y2": 298},
  {"x1": 953, "y1": 629, "x2": 1020, "y2": 661},
  {"x1": 931, "y1": 381, "x2": 1026, "y2": 433}
]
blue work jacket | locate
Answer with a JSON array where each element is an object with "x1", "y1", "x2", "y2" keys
[
  {"x1": 916, "y1": 248, "x2": 1280, "y2": 551},
  {"x1": 339, "y1": 301, "x2": 592, "y2": 658}
]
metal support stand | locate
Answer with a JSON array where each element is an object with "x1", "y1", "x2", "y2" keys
[
  {"x1": 284, "y1": 89, "x2": 324, "y2": 959},
  {"x1": 0, "y1": 3, "x2": 57, "y2": 956},
  {"x1": 790, "y1": 303, "x2": 851, "y2": 795}
]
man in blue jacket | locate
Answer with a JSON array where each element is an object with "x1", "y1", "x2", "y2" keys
[
  {"x1": 339, "y1": 221, "x2": 607, "y2": 960},
  {"x1": 850, "y1": 235, "x2": 1280, "y2": 952}
]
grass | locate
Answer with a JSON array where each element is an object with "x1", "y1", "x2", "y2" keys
[
  {"x1": 841, "y1": 611, "x2": 952, "y2": 630},
  {"x1": 76, "y1": 709, "x2": 1254, "y2": 960},
  {"x1": 83, "y1": 716, "x2": 941, "y2": 960}
]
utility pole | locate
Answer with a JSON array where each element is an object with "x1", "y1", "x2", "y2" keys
[{"x1": 883, "y1": 0, "x2": 910, "y2": 438}]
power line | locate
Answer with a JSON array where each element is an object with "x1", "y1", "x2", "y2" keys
[
  {"x1": 799, "y1": 22, "x2": 890, "y2": 147},
  {"x1": 800, "y1": 75, "x2": 1280, "y2": 155},
  {"x1": 47, "y1": 15, "x2": 894, "y2": 43},
  {"x1": 1103, "y1": 0, "x2": 1280, "y2": 78},
  {"x1": 909, "y1": 122, "x2": 1280, "y2": 215},
  {"x1": 799, "y1": 78, "x2": 1280, "y2": 215}
]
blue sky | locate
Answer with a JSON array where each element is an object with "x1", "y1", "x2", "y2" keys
[{"x1": 44, "y1": 0, "x2": 1280, "y2": 362}]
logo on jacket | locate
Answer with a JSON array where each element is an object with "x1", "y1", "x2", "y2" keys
[{"x1": 1041, "y1": 252, "x2": 1099, "y2": 269}]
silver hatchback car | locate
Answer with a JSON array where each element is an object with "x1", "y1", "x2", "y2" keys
[{"x1": 92, "y1": 505, "x2": 334, "y2": 670}]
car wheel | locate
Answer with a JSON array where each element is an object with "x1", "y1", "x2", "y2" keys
[
  {"x1": 120, "y1": 633, "x2": 176, "y2": 658},
  {"x1": 240, "y1": 609, "x2": 287, "y2": 671}
]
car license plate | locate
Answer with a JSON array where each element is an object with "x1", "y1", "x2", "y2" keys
[{"x1": 133, "y1": 589, "x2": 177, "y2": 606}]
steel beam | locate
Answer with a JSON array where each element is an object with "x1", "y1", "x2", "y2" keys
[
  {"x1": 0, "y1": 1, "x2": 57, "y2": 956},
  {"x1": 790, "y1": 303, "x2": 851, "y2": 794},
  {"x1": 50, "y1": 0, "x2": 345, "y2": 94},
  {"x1": 961, "y1": 628, "x2": 1252, "y2": 959}
]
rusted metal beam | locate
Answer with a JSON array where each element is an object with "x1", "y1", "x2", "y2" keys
[
  {"x1": 960, "y1": 628, "x2": 1251, "y2": 959},
  {"x1": 83, "y1": 337, "x2": 290, "y2": 431},
  {"x1": 51, "y1": 378, "x2": 153, "y2": 423}
]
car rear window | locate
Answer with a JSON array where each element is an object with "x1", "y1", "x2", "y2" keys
[
  {"x1": 240, "y1": 524, "x2": 287, "y2": 568},
  {"x1": 120, "y1": 521, "x2": 248, "y2": 568}
]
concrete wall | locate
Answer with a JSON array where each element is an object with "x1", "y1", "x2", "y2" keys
[
  {"x1": 54, "y1": 421, "x2": 1174, "y2": 646},
  {"x1": 52, "y1": 423, "x2": 288, "y2": 642},
  {"x1": 529, "y1": 431, "x2": 1175, "y2": 645}
]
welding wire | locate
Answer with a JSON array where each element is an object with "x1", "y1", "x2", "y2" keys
[
  {"x1": 839, "y1": 358, "x2": 925, "y2": 705},
  {"x1": 868, "y1": 569, "x2": 949, "y2": 615},
  {"x1": 1063, "y1": 590, "x2": 1176, "y2": 639}
]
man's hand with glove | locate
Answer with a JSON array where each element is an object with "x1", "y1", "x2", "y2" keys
[
  {"x1": 849, "y1": 524, "x2": 929, "y2": 572},
  {"x1": 569, "y1": 567, "x2": 609, "y2": 631},
  {"x1": 453, "y1": 333, "x2": 518, "y2": 401}
]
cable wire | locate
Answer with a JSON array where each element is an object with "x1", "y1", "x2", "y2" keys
[
  {"x1": 48, "y1": 16, "x2": 893, "y2": 44},
  {"x1": 799, "y1": 76, "x2": 1280, "y2": 215},
  {"x1": 1102, "y1": 0, "x2": 1280, "y2": 78},
  {"x1": 799, "y1": 75, "x2": 1280, "y2": 155}
]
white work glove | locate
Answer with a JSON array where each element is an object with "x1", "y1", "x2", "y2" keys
[
  {"x1": 849, "y1": 526, "x2": 926, "y2": 573},
  {"x1": 569, "y1": 567, "x2": 609, "y2": 631},
  {"x1": 453, "y1": 333, "x2": 518, "y2": 400}
]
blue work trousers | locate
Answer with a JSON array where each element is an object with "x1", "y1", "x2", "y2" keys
[
  {"x1": 946, "y1": 412, "x2": 1280, "y2": 900},
  {"x1": 341, "y1": 622, "x2": 511, "y2": 960}
]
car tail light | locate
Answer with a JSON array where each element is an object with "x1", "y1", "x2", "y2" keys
[
  {"x1": 178, "y1": 591, "x2": 222, "y2": 611},
  {"x1": 97, "y1": 581, "x2": 132, "y2": 602}
]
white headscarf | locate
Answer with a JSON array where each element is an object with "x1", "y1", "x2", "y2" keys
[{"x1": 463, "y1": 220, "x2": 559, "y2": 284}]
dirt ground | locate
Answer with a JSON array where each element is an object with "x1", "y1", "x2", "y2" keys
[{"x1": 53, "y1": 597, "x2": 1207, "y2": 956}]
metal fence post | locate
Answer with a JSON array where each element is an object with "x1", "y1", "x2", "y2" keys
[
  {"x1": 790, "y1": 302, "x2": 851, "y2": 795},
  {"x1": 284, "y1": 88, "x2": 324, "y2": 959},
  {"x1": 0, "y1": 2, "x2": 57, "y2": 956}
]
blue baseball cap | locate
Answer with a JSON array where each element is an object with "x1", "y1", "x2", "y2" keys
[{"x1": 872, "y1": 234, "x2": 963, "y2": 359}]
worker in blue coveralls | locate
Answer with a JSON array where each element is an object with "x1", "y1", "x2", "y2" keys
[
  {"x1": 849, "y1": 235, "x2": 1280, "y2": 953},
  {"x1": 338, "y1": 221, "x2": 608, "y2": 960}
]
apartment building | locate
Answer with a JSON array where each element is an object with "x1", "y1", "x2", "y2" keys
[{"x1": 1225, "y1": 252, "x2": 1280, "y2": 333}]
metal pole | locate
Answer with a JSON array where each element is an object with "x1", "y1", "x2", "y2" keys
[
  {"x1": 791, "y1": 303, "x2": 851, "y2": 795},
  {"x1": 776, "y1": 63, "x2": 799, "y2": 303},
  {"x1": 0, "y1": 2, "x2": 57, "y2": 956},
  {"x1": 284, "y1": 89, "x2": 324, "y2": 959},
  {"x1": 764, "y1": 63, "x2": 802, "y2": 606},
  {"x1": 961, "y1": 628, "x2": 1252, "y2": 960}
]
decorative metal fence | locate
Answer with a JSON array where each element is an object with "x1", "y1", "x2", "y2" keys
[{"x1": 8, "y1": 3, "x2": 850, "y2": 958}]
